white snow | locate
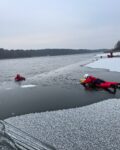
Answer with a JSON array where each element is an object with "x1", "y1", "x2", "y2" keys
[
  {"x1": 21, "y1": 84, "x2": 36, "y2": 88},
  {"x1": 6, "y1": 98, "x2": 120, "y2": 150},
  {"x1": 87, "y1": 57, "x2": 120, "y2": 72}
]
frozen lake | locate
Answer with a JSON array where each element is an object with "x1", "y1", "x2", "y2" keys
[
  {"x1": 1, "y1": 53, "x2": 120, "y2": 119},
  {"x1": 0, "y1": 54, "x2": 94, "y2": 90}
]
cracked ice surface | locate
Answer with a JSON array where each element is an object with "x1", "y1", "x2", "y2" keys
[{"x1": 6, "y1": 99, "x2": 120, "y2": 150}]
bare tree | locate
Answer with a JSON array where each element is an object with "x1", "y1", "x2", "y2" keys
[{"x1": 113, "y1": 41, "x2": 120, "y2": 51}]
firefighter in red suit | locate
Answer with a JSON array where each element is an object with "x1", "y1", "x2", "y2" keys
[
  {"x1": 15, "y1": 74, "x2": 25, "y2": 81},
  {"x1": 81, "y1": 74, "x2": 120, "y2": 94}
]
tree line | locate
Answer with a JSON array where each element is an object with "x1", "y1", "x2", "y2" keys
[{"x1": 0, "y1": 48, "x2": 105, "y2": 59}]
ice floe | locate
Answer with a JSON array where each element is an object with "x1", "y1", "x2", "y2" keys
[{"x1": 6, "y1": 98, "x2": 120, "y2": 150}]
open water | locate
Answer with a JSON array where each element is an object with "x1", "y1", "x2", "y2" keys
[{"x1": 0, "y1": 53, "x2": 120, "y2": 119}]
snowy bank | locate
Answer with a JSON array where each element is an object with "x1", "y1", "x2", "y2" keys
[
  {"x1": 95, "y1": 52, "x2": 120, "y2": 58},
  {"x1": 87, "y1": 57, "x2": 120, "y2": 72},
  {"x1": 6, "y1": 98, "x2": 120, "y2": 150}
]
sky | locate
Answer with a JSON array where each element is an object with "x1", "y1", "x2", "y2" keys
[{"x1": 0, "y1": 0, "x2": 120, "y2": 49}]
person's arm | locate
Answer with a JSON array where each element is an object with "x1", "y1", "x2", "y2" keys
[
  {"x1": 82, "y1": 82, "x2": 87, "y2": 88},
  {"x1": 82, "y1": 78, "x2": 91, "y2": 88},
  {"x1": 83, "y1": 78, "x2": 91, "y2": 84}
]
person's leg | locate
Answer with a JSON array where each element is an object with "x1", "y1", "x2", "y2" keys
[
  {"x1": 117, "y1": 83, "x2": 120, "y2": 89},
  {"x1": 92, "y1": 79, "x2": 105, "y2": 89},
  {"x1": 94, "y1": 79, "x2": 105, "y2": 84},
  {"x1": 105, "y1": 86, "x2": 116, "y2": 94}
]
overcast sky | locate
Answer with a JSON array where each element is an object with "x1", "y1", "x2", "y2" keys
[{"x1": 0, "y1": 0, "x2": 120, "y2": 49}]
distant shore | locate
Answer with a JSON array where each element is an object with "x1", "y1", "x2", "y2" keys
[{"x1": 0, "y1": 48, "x2": 105, "y2": 59}]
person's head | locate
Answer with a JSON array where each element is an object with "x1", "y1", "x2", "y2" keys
[
  {"x1": 84, "y1": 74, "x2": 89, "y2": 79},
  {"x1": 17, "y1": 74, "x2": 20, "y2": 77}
]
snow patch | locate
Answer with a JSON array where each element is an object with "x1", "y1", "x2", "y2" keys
[
  {"x1": 6, "y1": 98, "x2": 120, "y2": 150},
  {"x1": 87, "y1": 57, "x2": 120, "y2": 72},
  {"x1": 21, "y1": 84, "x2": 36, "y2": 88}
]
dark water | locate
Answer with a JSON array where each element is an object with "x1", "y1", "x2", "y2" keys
[{"x1": 1, "y1": 54, "x2": 120, "y2": 119}]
